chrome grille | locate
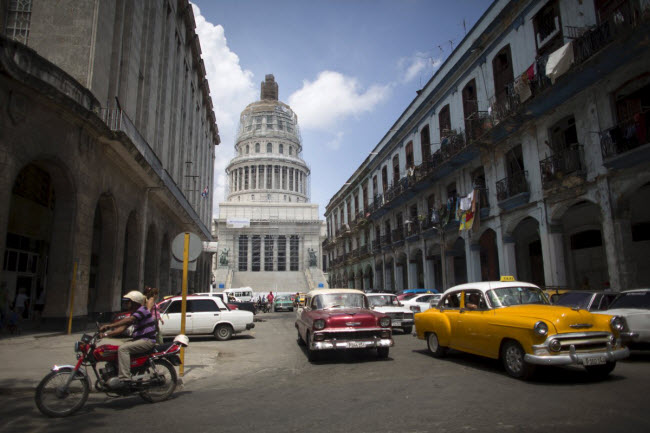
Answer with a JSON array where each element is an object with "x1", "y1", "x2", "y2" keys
[
  {"x1": 550, "y1": 332, "x2": 612, "y2": 353},
  {"x1": 387, "y1": 312, "x2": 414, "y2": 320}
]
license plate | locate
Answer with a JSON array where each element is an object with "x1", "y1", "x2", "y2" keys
[
  {"x1": 392, "y1": 320, "x2": 401, "y2": 326},
  {"x1": 349, "y1": 341, "x2": 366, "y2": 348},
  {"x1": 583, "y1": 356, "x2": 606, "y2": 366}
]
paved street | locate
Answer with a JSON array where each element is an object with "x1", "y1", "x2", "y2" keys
[{"x1": 1, "y1": 312, "x2": 649, "y2": 433}]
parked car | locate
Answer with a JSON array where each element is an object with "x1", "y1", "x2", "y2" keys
[
  {"x1": 401, "y1": 293, "x2": 442, "y2": 313},
  {"x1": 595, "y1": 288, "x2": 650, "y2": 350},
  {"x1": 414, "y1": 279, "x2": 629, "y2": 379},
  {"x1": 295, "y1": 289, "x2": 393, "y2": 361},
  {"x1": 366, "y1": 293, "x2": 415, "y2": 334},
  {"x1": 195, "y1": 292, "x2": 256, "y2": 314},
  {"x1": 555, "y1": 291, "x2": 618, "y2": 311},
  {"x1": 158, "y1": 295, "x2": 255, "y2": 341},
  {"x1": 195, "y1": 292, "x2": 239, "y2": 310},
  {"x1": 274, "y1": 295, "x2": 294, "y2": 312}
]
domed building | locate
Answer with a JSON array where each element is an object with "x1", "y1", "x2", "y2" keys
[{"x1": 213, "y1": 75, "x2": 327, "y2": 292}]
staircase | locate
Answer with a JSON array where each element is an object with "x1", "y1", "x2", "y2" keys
[
  {"x1": 230, "y1": 271, "x2": 309, "y2": 292},
  {"x1": 213, "y1": 267, "x2": 232, "y2": 290},
  {"x1": 306, "y1": 267, "x2": 329, "y2": 290}
]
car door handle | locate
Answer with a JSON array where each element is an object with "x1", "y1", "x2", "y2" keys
[
  {"x1": 186, "y1": 314, "x2": 192, "y2": 317},
  {"x1": 213, "y1": 313, "x2": 219, "y2": 316}
]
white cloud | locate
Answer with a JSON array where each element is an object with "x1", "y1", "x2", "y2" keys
[
  {"x1": 325, "y1": 131, "x2": 345, "y2": 150},
  {"x1": 192, "y1": 3, "x2": 257, "y2": 217},
  {"x1": 398, "y1": 53, "x2": 443, "y2": 83},
  {"x1": 288, "y1": 71, "x2": 390, "y2": 131}
]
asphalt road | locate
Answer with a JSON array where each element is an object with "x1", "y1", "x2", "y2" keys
[{"x1": 2, "y1": 312, "x2": 649, "y2": 433}]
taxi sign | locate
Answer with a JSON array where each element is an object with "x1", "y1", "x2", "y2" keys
[{"x1": 500, "y1": 275, "x2": 516, "y2": 282}]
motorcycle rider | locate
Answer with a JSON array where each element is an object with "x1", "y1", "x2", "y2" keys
[{"x1": 99, "y1": 291, "x2": 156, "y2": 389}]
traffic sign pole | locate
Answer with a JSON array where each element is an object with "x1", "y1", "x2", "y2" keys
[{"x1": 179, "y1": 232, "x2": 190, "y2": 376}]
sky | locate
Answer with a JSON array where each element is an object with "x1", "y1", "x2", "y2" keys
[{"x1": 191, "y1": 0, "x2": 492, "y2": 219}]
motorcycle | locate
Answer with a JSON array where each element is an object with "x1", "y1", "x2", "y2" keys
[{"x1": 34, "y1": 325, "x2": 188, "y2": 417}]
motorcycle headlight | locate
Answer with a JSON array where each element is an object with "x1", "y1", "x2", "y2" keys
[
  {"x1": 314, "y1": 319, "x2": 326, "y2": 330},
  {"x1": 379, "y1": 317, "x2": 391, "y2": 328},
  {"x1": 610, "y1": 316, "x2": 625, "y2": 332},
  {"x1": 534, "y1": 321, "x2": 548, "y2": 336},
  {"x1": 74, "y1": 342, "x2": 81, "y2": 352}
]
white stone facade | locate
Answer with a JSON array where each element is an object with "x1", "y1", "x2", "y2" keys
[
  {"x1": 214, "y1": 76, "x2": 326, "y2": 291},
  {"x1": 324, "y1": 0, "x2": 650, "y2": 293}
]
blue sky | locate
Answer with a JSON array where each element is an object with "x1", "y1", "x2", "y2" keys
[{"x1": 191, "y1": 0, "x2": 492, "y2": 219}]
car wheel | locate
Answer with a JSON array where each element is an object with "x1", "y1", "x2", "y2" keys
[
  {"x1": 306, "y1": 333, "x2": 320, "y2": 362},
  {"x1": 585, "y1": 361, "x2": 616, "y2": 379},
  {"x1": 214, "y1": 324, "x2": 233, "y2": 341},
  {"x1": 297, "y1": 328, "x2": 305, "y2": 346},
  {"x1": 377, "y1": 347, "x2": 389, "y2": 359},
  {"x1": 426, "y1": 332, "x2": 448, "y2": 358},
  {"x1": 501, "y1": 340, "x2": 535, "y2": 380},
  {"x1": 403, "y1": 326, "x2": 413, "y2": 334}
]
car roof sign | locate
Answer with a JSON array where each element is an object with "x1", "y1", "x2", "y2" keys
[{"x1": 500, "y1": 276, "x2": 516, "y2": 282}]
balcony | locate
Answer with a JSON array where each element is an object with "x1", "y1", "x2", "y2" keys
[
  {"x1": 540, "y1": 145, "x2": 586, "y2": 190},
  {"x1": 380, "y1": 234, "x2": 392, "y2": 248},
  {"x1": 391, "y1": 227, "x2": 405, "y2": 244},
  {"x1": 600, "y1": 111, "x2": 650, "y2": 169},
  {"x1": 496, "y1": 170, "x2": 530, "y2": 210}
]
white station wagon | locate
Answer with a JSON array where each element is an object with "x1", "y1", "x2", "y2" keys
[{"x1": 158, "y1": 295, "x2": 255, "y2": 341}]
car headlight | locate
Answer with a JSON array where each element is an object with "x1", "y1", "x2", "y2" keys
[
  {"x1": 379, "y1": 317, "x2": 391, "y2": 328},
  {"x1": 534, "y1": 321, "x2": 548, "y2": 336},
  {"x1": 410, "y1": 306, "x2": 420, "y2": 312},
  {"x1": 549, "y1": 339, "x2": 562, "y2": 352},
  {"x1": 314, "y1": 319, "x2": 326, "y2": 330},
  {"x1": 610, "y1": 316, "x2": 625, "y2": 332}
]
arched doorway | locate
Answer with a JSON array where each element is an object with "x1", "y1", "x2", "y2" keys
[
  {"x1": 159, "y1": 233, "x2": 171, "y2": 296},
  {"x1": 450, "y1": 237, "x2": 467, "y2": 286},
  {"x1": 122, "y1": 211, "x2": 140, "y2": 295},
  {"x1": 513, "y1": 217, "x2": 545, "y2": 287},
  {"x1": 479, "y1": 229, "x2": 500, "y2": 281},
  {"x1": 395, "y1": 252, "x2": 408, "y2": 291},
  {"x1": 364, "y1": 265, "x2": 374, "y2": 291},
  {"x1": 87, "y1": 194, "x2": 117, "y2": 316},
  {"x1": 410, "y1": 249, "x2": 424, "y2": 288},
  {"x1": 628, "y1": 183, "x2": 650, "y2": 287},
  {"x1": 560, "y1": 201, "x2": 608, "y2": 289},
  {"x1": 385, "y1": 257, "x2": 395, "y2": 292},
  {"x1": 4, "y1": 161, "x2": 76, "y2": 319},
  {"x1": 143, "y1": 223, "x2": 158, "y2": 289}
]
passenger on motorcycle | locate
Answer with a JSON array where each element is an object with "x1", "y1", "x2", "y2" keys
[{"x1": 99, "y1": 291, "x2": 157, "y2": 389}]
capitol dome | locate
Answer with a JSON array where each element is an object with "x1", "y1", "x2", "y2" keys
[{"x1": 226, "y1": 74, "x2": 310, "y2": 203}]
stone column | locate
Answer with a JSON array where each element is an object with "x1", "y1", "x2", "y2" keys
[
  {"x1": 469, "y1": 242, "x2": 482, "y2": 282},
  {"x1": 272, "y1": 165, "x2": 276, "y2": 191},
  {"x1": 500, "y1": 235, "x2": 517, "y2": 278},
  {"x1": 541, "y1": 223, "x2": 568, "y2": 287}
]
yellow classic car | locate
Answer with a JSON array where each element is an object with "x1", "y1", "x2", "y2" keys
[{"x1": 414, "y1": 280, "x2": 629, "y2": 379}]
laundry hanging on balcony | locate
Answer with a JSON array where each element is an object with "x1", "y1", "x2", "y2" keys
[
  {"x1": 546, "y1": 41, "x2": 574, "y2": 84},
  {"x1": 514, "y1": 71, "x2": 532, "y2": 102}
]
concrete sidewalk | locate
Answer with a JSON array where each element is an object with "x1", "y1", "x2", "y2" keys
[{"x1": 0, "y1": 325, "x2": 222, "y2": 394}]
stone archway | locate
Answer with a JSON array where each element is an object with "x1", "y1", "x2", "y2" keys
[
  {"x1": 4, "y1": 160, "x2": 76, "y2": 320},
  {"x1": 374, "y1": 259, "x2": 384, "y2": 289},
  {"x1": 449, "y1": 237, "x2": 467, "y2": 286},
  {"x1": 512, "y1": 217, "x2": 545, "y2": 287},
  {"x1": 121, "y1": 211, "x2": 140, "y2": 295},
  {"x1": 410, "y1": 248, "x2": 424, "y2": 288},
  {"x1": 395, "y1": 252, "x2": 408, "y2": 291},
  {"x1": 88, "y1": 194, "x2": 117, "y2": 316},
  {"x1": 364, "y1": 264, "x2": 374, "y2": 291},
  {"x1": 479, "y1": 229, "x2": 499, "y2": 281}
]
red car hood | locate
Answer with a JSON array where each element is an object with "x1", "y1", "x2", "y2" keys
[{"x1": 312, "y1": 308, "x2": 381, "y2": 328}]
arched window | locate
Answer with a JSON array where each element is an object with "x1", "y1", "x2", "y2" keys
[
  {"x1": 289, "y1": 146, "x2": 293, "y2": 156},
  {"x1": 279, "y1": 143, "x2": 284, "y2": 154},
  {"x1": 245, "y1": 144, "x2": 249, "y2": 154},
  {"x1": 255, "y1": 143, "x2": 260, "y2": 153},
  {"x1": 267, "y1": 143, "x2": 272, "y2": 153}
]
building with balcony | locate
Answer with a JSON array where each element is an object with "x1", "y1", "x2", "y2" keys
[
  {"x1": 324, "y1": 0, "x2": 650, "y2": 293},
  {"x1": 212, "y1": 75, "x2": 327, "y2": 292},
  {"x1": 0, "y1": 0, "x2": 218, "y2": 326}
]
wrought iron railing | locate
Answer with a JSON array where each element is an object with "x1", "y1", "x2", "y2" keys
[
  {"x1": 540, "y1": 145, "x2": 585, "y2": 188},
  {"x1": 496, "y1": 170, "x2": 529, "y2": 202},
  {"x1": 600, "y1": 110, "x2": 650, "y2": 159}
]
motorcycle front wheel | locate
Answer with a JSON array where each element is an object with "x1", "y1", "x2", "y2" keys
[
  {"x1": 35, "y1": 370, "x2": 90, "y2": 417},
  {"x1": 139, "y1": 359, "x2": 177, "y2": 403}
]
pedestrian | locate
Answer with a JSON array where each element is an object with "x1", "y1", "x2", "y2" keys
[
  {"x1": 144, "y1": 287, "x2": 164, "y2": 345},
  {"x1": 7, "y1": 304, "x2": 19, "y2": 334},
  {"x1": 14, "y1": 288, "x2": 29, "y2": 319},
  {"x1": 267, "y1": 291, "x2": 274, "y2": 304},
  {"x1": 34, "y1": 287, "x2": 46, "y2": 325}
]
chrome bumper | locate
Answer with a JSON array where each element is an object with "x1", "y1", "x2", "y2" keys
[
  {"x1": 524, "y1": 346, "x2": 630, "y2": 366},
  {"x1": 310, "y1": 338, "x2": 394, "y2": 351}
]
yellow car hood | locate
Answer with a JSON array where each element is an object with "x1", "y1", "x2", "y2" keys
[{"x1": 494, "y1": 304, "x2": 610, "y2": 333}]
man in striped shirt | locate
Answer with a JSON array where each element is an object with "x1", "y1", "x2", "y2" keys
[{"x1": 100, "y1": 291, "x2": 156, "y2": 388}]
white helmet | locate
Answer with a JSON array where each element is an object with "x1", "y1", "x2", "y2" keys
[
  {"x1": 123, "y1": 290, "x2": 145, "y2": 305},
  {"x1": 174, "y1": 334, "x2": 189, "y2": 347}
]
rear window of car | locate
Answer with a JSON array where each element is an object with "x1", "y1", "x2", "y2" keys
[
  {"x1": 609, "y1": 292, "x2": 650, "y2": 309},
  {"x1": 191, "y1": 299, "x2": 219, "y2": 312}
]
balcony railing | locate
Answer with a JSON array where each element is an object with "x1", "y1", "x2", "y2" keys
[
  {"x1": 496, "y1": 170, "x2": 529, "y2": 202},
  {"x1": 601, "y1": 110, "x2": 650, "y2": 159},
  {"x1": 392, "y1": 227, "x2": 405, "y2": 243},
  {"x1": 380, "y1": 234, "x2": 392, "y2": 246},
  {"x1": 358, "y1": 244, "x2": 369, "y2": 257},
  {"x1": 540, "y1": 145, "x2": 585, "y2": 188}
]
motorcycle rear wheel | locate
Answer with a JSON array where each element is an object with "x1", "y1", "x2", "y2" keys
[
  {"x1": 35, "y1": 370, "x2": 90, "y2": 417},
  {"x1": 139, "y1": 359, "x2": 177, "y2": 403}
]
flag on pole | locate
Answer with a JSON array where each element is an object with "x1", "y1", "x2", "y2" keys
[{"x1": 201, "y1": 186, "x2": 209, "y2": 198}]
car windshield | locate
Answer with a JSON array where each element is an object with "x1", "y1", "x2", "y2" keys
[
  {"x1": 401, "y1": 293, "x2": 418, "y2": 301},
  {"x1": 276, "y1": 296, "x2": 290, "y2": 302},
  {"x1": 313, "y1": 293, "x2": 367, "y2": 310},
  {"x1": 556, "y1": 292, "x2": 592, "y2": 309},
  {"x1": 368, "y1": 295, "x2": 399, "y2": 307},
  {"x1": 609, "y1": 291, "x2": 650, "y2": 309},
  {"x1": 487, "y1": 286, "x2": 549, "y2": 307}
]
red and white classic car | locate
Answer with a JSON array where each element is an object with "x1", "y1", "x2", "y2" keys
[{"x1": 295, "y1": 289, "x2": 394, "y2": 361}]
